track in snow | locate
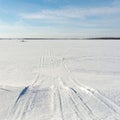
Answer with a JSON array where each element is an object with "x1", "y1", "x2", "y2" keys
[{"x1": 4, "y1": 49, "x2": 120, "y2": 120}]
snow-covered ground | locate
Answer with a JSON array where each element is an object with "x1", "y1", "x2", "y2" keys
[{"x1": 0, "y1": 40, "x2": 120, "y2": 120}]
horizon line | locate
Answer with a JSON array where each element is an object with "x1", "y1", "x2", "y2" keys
[{"x1": 0, "y1": 37, "x2": 120, "y2": 40}]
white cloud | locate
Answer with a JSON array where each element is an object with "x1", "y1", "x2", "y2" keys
[
  {"x1": 0, "y1": 21, "x2": 120, "y2": 38},
  {"x1": 0, "y1": 2, "x2": 120, "y2": 38},
  {"x1": 21, "y1": 6, "x2": 120, "y2": 20}
]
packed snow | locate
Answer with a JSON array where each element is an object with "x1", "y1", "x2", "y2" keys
[{"x1": 0, "y1": 40, "x2": 120, "y2": 120}]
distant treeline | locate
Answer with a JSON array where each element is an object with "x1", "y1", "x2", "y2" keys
[
  {"x1": 0, "y1": 37, "x2": 120, "y2": 40},
  {"x1": 86, "y1": 37, "x2": 120, "y2": 40}
]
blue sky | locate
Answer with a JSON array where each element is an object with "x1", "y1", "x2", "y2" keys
[{"x1": 0, "y1": 0, "x2": 120, "y2": 37}]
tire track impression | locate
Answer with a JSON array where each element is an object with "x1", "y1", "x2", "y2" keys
[{"x1": 61, "y1": 58, "x2": 120, "y2": 119}]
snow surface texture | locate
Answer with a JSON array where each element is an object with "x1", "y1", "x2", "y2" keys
[{"x1": 0, "y1": 40, "x2": 120, "y2": 120}]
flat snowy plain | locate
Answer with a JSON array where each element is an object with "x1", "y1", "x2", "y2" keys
[{"x1": 0, "y1": 40, "x2": 120, "y2": 120}]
